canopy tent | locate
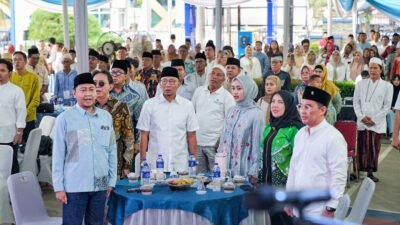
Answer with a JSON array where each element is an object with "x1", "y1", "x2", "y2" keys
[
  {"x1": 182, "y1": 0, "x2": 250, "y2": 7},
  {"x1": 338, "y1": 0, "x2": 400, "y2": 20},
  {"x1": 23, "y1": 0, "x2": 108, "y2": 12}
]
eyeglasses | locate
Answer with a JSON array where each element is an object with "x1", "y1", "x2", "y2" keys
[
  {"x1": 94, "y1": 81, "x2": 107, "y2": 87},
  {"x1": 296, "y1": 104, "x2": 313, "y2": 112},
  {"x1": 111, "y1": 71, "x2": 125, "y2": 77},
  {"x1": 160, "y1": 79, "x2": 177, "y2": 85},
  {"x1": 89, "y1": 56, "x2": 98, "y2": 61}
]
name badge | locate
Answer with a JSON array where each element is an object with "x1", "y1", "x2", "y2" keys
[{"x1": 63, "y1": 90, "x2": 71, "y2": 99}]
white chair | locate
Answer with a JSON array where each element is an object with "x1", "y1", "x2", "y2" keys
[
  {"x1": 38, "y1": 117, "x2": 56, "y2": 185},
  {"x1": 345, "y1": 177, "x2": 376, "y2": 224},
  {"x1": 37, "y1": 155, "x2": 53, "y2": 185},
  {"x1": 135, "y1": 153, "x2": 141, "y2": 174},
  {"x1": 39, "y1": 116, "x2": 56, "y2": 136},
  {"x1": 0, "y1": 145, "x2": 15, "y2": 223},
  {"x1": 19, "y1": 128, "x2": 42, "y2": 175},
  {"x1": 335, "y1": 194, "x2": 351, "y2": 220},
  {"x1": 7, "y1": 171, "x2": 62, "y2": 225}
]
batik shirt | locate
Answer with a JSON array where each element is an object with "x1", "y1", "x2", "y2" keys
[
  {"x1": 111, "y1": 85, "x2": 144, "y2": 143},
  {"x1": 96, "y1": 97, "x2": 135, "y2": 177},
  {"x1": 136, "y1": 68, "x2": 161, "y2": 98}
]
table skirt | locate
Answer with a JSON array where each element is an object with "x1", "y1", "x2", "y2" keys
[{"x1": 110, "y1": 209, "x2": 270, "y2": 225}]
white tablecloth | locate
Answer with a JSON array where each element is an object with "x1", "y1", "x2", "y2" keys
[{"x1": 114, "y1": 209, "x2": 270, "y2": 225}]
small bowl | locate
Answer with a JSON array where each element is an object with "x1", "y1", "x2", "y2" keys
[
  {"x1": 140, "y1": 185, "x2": 153, "y2": 195},
  {"x1": 178, "y1": 171, "x2": 189, "y2": 176},
  {"x1": 127, "y1": 173, "x2": 139, "y2": 183},
  {"x1": 223, "y1": 182, "x2": 235, "y2": 193},
  {"x1": 233, "y1": 176, "x2": 245, "y2": 184}
]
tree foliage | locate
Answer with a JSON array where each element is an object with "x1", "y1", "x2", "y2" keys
[{"x1": 27, "y1": 9, "x2": 103, "y2": 48}]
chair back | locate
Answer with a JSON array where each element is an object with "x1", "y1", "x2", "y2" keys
[
  {"x1": 7, "y1": 171, "x2": 49, "y2": 224},
  {"x1": 334, "y1": 121, "x2": 357, "y2": 150},
  {"x1": 345, "y1": 177, "x2": 376, "y2": 223},
  {"x1": 135, "y1": 153, "x2": 140, "y2": 174},
  {"x1": 0, "y1": 145, "x2": 13, "y2": 177},
  {"x1": 39, "y1": 116, "x2": 56, "y2": 136},
  {"x1": 335, "y1": 194, "x2": 351, "y2": 220},
  {"x1": 0, "y1": 145, "x2": 14, "y2": 223},
  {"x1": 20, "y1": 128, "x2": 42, "y2": 175}
]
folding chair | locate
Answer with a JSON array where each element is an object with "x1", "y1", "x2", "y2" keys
[
  {"x1": 335, "y1": 194, "x2": 351, "y2": 220},
  {"x1": 19, "y1": 128, "x2": 42, "y2": 175},
  {"x1": 0, "y1": 145, "x2": 14, "y2": 223},
  {"x1": 39, "y1": 116, "x2": 56, "y2": 136},
  {"x1": 334, "y1": 120, "x2": 359, "y2": 186},
  {"x1": 345, "y1": 177, "x2": 375, "y2": 224},
  {"x1": 7, "y1": 171, "x2": 62, "y2": 225}
]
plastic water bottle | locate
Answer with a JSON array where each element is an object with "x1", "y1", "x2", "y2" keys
[
  {"x1": 56, "y1": 98, "x2": 64, "y2": 113},
  {"x1": 212, "y1": 163, "x2": 221, "y2": 191},
  {"x1": 140, "y1": 159, "x2": 150, "y2": 185},
  {"x1": 212, "y1": 163, "x2": 221, "y2": 179},
  {"x1": 156, "y1": 154, "x2": 164, "y2": 174},
  {"x1": 188, "y1": 154, "x2": 196, "y2": 176}
]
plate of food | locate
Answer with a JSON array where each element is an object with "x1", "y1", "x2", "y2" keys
[{"x1": 167, "y1": 178, "x2": 195, "y2": 191}]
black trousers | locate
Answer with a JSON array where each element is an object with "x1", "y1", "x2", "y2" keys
[
  {"x1": 23, "y1": 121, "x2": 35, "y2": 143},
  {"x1": 0, "y1": 142, "x2": 19, "y2": 174}
]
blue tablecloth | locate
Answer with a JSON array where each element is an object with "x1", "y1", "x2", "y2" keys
[{"x1": 107, "y1": 179, "x2": 249, "y2": 225}]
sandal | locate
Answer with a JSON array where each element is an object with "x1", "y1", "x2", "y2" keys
[{"x1": 368, "y1": 175, "x2": 379, "y2": 182}]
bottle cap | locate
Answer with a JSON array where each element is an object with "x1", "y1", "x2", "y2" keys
[{"x1": 158, "y1": 154, "x2": 162, "y2": 157}]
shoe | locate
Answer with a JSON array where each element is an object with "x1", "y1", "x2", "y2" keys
[{"x1": 368, "y1": 175, "x2": 379, "y2": 182}]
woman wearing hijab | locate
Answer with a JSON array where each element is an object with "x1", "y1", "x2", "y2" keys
[
  {"x1": 240, "y1": 45, "x2": 262, "y2": 79},
  {"x1": 326, "y1": 50, "x2": 347, "y2": 81},
  {"x1": 293, "y1": 65, "x2": 313, "y2": 105},
  {"x1": 259, "y1": 90, "x2": 302, "y2": 225},
  {"x1": 257, "y1": 75, "x2": 281, "y2": 124},
  {"x1": 314, "y1": 64, "x2": 343, "y2": 124},
  {"x1": 217, "y1": 75, "x2": 264, "y2": 183},
  {"x1": 346, "y1": 51, "x2": 364, "y2": 82}
]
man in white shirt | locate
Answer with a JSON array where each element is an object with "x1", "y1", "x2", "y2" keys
[
  {"x1": 186, "y1": 52, "x2": 208, "y2": 88},
  {"x1": 137, "y1": 67, "x2": 199, "y2": 172},
  {"x1": 192, "y1": 65, "x2": 235, "y2": 173},
  {"x1": 0, "y1": 59, "x2": 26, "y2": 174},
  {"x1": 285, "y1": 86, "x2": 347, "y2": 223},
  {"x1": 353, "y1": 57, "x2": 393, "y2": 182}
]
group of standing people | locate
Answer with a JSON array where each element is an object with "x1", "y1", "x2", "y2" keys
[{"x1": 2, "y1": 34, "x2": 397, "y2": 225}]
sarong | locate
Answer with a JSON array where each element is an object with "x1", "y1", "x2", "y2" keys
[{"x1": 357, "y1": 130, "x2": 382, "y2": 172}]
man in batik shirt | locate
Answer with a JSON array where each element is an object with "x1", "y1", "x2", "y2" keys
[
  {"x1": 136, "y1": 51, "x2": 161, "y2": 98},
  {"x1": 93, "y1": 70, "x2": 135, "y2": 178}
]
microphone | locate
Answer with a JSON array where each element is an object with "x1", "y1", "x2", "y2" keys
[{"x1": 245, "y1": 185, "x2": 332, "y2": 210}]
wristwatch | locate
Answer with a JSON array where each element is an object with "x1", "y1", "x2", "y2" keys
[
  {"x1": 16, "y1": 131, "x2": 23, "y2": 136},
  {"x1": 326, "y1": 206, "x2": 336, "y2": 212}
]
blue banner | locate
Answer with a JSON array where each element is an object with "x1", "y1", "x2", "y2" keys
[{"x1": 238, "y1": 31, "x2": 252, "y2": 57}]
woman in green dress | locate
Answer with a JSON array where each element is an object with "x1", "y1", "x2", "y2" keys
[{"x1": 259, "y1": 90, "x2": 303, "y2": 225}]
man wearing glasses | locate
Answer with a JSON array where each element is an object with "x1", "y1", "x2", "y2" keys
[
  {"x1": 186, "y1": 52, "x2": 208, "y2": 88},
  {"x1": 94, "y1": 70, "x2": 134, "y2": 178},
  {"x1": 137, "y1": 67, "x2": 199, "y2": 172},
  {"x1": 285, "y1": 86, "x2": 347, "y2": 223},
  {"x1": 110, "y1": 60, "x2": 144, "y2": 156}
]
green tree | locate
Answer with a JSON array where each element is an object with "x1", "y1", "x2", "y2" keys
[{"x1": 27, "y1": 9, "x2": 103, "y2": 48}]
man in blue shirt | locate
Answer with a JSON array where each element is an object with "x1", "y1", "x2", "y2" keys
[
  {"x1": 54, "y1": 53, "x2": 78, "y2": 105},
  {"x1": 52, "y1": 72, "x2": 117, "y2": 225},
  {"x1": 253, "y1": 41, "x2": 269, "y2": 77}
]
